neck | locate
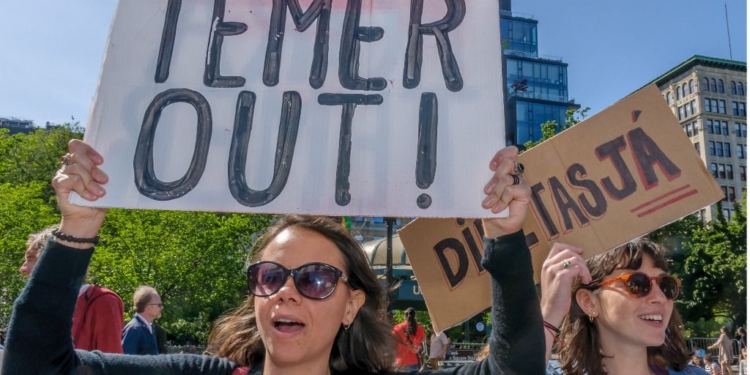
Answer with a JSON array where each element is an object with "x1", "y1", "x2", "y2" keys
[
  {"x1": 263, "y1": 355, "x2": 331, "y2": 375},
  {"x1": 139, "y1": 313, "x2": 153, "y2": 324},
  {"x1": 598, "y1": 332, "x2": 652, "y2": 375}
]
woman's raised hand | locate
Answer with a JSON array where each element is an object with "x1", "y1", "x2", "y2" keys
[
  {"x1": 539, "y1": 242, "x2": 591, "y2": 328},
  {"x1": 480, "y1": 146, "x2": 531, "y2": 239},
  {"x1": 51, "y1": 140, "x2": 109, "y2": 241}
]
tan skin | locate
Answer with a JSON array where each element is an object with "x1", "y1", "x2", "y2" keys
[{"x1": 53, "y1": 140, "x2": 531, "y2": 375}]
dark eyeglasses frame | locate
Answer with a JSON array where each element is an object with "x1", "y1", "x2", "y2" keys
[
  {"x1": 593, "y1": 271, "x2": 682, "y2": 300},
  {"x1": 247, "y1": 261, "x2": 350, "y2": 300},
  {"x1": 148, "y1": 303, "x2": 164, "y2": 308}
]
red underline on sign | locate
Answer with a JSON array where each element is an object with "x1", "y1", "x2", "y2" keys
[
  {"x1": 630, "y1": 184, "x2": 691, "y2": 213},
  {"x1": 635, "y1": 189, "x2": 699, "y2": 218}
]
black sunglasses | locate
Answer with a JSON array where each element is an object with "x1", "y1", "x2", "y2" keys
[
  {"x1": 594, "y1": 271, "x2": 681, "y2": 300},
  {"x1": 247, "y1": 261, "x2": 350, "y2": 300}
]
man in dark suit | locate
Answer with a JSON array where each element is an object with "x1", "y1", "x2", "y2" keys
[{"x1": 122, "y1": 286, "x2": 163, "y2": 355}]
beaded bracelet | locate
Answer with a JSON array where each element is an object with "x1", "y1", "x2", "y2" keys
[{"x1": 52, "y1": 229, "x2": 100, "y2": 245}]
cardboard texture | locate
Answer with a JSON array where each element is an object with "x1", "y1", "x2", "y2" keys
[
  {"x1": 399, "y1": 85, "x2": 724, "y2": 331},
  {"x1": 397, "y1": 218, "x2": 491, "y2": 332},
  {"x1": 73, "y1": 0, "x2": 506, "y2": 218}
]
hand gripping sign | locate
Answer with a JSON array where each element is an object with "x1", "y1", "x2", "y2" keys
[
  {"x1": 74, "y1": 0, "x2": 505, "y2": 218},
  {"x1": 399, "y1": 85, "x2": 724, "y2": 332}
]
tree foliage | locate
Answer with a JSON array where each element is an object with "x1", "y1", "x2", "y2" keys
[
  {"x1": 0, "y1": 125, "x2": 273, "y2": 345},
  {"x1": 673, "y1": 199, "x2": 747, "y2": 332}
]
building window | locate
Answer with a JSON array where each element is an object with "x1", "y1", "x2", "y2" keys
[
  {"x1": 676, "y1": 85, "x2": 683, "y2": 100},
  {"x1": 735, "y1": 123, "x2": 742, "y2": 137},
  {"x1": 711, "y1": 163, "x2": 718, "y2": 178},
  {"x1": 742, "y1": 123, "x2": 747, "y2": 138},
  {"x1": 678, "y1": 106, "x2": 685, "y2": 120},
  {"x1": 728, "y1": 187, "x2": 736, "y2": 201},
  {"x1": 719, "y1": 100, "x2": 726, "y2": 114},
  {"x1": 706, "y1": 119, "x2": 714, "y2": 134},
  {"x1": 721, "y1": 186, "x2": 728, "y2": 200},
  {"x1": 732, "y1": 81, "x2": 737, "y2": 95},
  {"x1": 709, "y1": 141, "x2": 716, "y2": 156},
  {"x1": 666, "y1": 92, "x2": 672, "y2": 105},
  {"x1": 727, "y1": 165, "x2": 734, "y2": 180},
  {"x1": 739, "y1": 82, "x2": 745, "y2": 96},
  {"x1": 717, "y1": 142, "x2": 724, "y2": 157},
  {"x1": 740, "y1": 102, "x2": 747, "y2": 116},
  {"x1": 691, "y1": 100, "x2": 696, "y2": 115},
  {"x1": 718, "y1": 79, "x2": 725, "y2": 93},
  {"x1": 741, "y1": 166, "x2": 746, "y2": 181},
  {"x1": 723, "y1": 209, "x2": 732, "y2": 219},
  {"x1": 714, "y1": 120, "x2": 722, "y2": 134},
  {"x1": 705, "y1": 98, "x2": 712, "y2": 112},
  {"x1": 718, "y1": 164, "x2": 726, "y2": 179},
  {"x1": 711, "y1": 78, "x2": 717, "y2": 92},
  {"x1": 684, "y1": 124, "x2": 692, "y2": 137},
  {"x1": 724, "y1": 143, "x2": 731, "y2": 157},
  {"x1": 703, "y1": 78, "x2": 710, "y2": 91},
  {"x1": 738, "y1": 144, "x2": 746, "y2": 159},
  {"x1": 694, "y1": 142, "x2": 700, "y2": 155},
  {"x1": 722, "y1": 121, "x2": 729, "y2": 135},
  {"x1": 689, "y1": 79, "x2": 695, "y2": 94}
]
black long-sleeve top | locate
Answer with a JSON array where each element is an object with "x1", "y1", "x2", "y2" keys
[{"x1": 3, "y1": 230, "x2": 544, "y2": 374}]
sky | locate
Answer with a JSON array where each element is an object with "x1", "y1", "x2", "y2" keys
[{"x1": 0, "y1": 0, "x2": 746, "y2": 127}]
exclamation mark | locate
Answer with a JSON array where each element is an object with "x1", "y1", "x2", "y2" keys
[{"x1": 416, "y1": 92, "x2": 438, "y2": 209}]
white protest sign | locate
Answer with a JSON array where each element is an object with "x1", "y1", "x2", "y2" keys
[{"x1": 76, "y1": 0, "x2": 505, "y2": 217}]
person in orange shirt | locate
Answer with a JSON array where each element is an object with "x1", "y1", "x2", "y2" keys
[{"x1": 393, "y1": 307, "x2": 426, "y2": 371}]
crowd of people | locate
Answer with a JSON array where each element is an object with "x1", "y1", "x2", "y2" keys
[{"x1": 0, "y1": 139, "x2": 746, "y2": 375}]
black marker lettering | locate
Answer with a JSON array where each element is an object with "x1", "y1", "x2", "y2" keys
[
  {"x1": 530, "y1": 182, "x2": 559, "y2": 238},
  {"x1": 204, "y1": 0, "x2": 247, "y2": 88},
  {"x1": 154, "y1": 0, "x2": 182, "y2": 83},
  {"x1": 265, "y1": 0, "x2": 332, "y2": 88},
  {"x1": 461, "y1": 227, "x2": 485, "y2": 273},
  {"x1": 567, "y1": 163, "x2": 607, "y2": 218},
  {"x1": 595, "y1": 135, "x2": 637, "y2": 200},
  {"x1": 434, "y1": 238, "x2": 468, "y2": 289},
  {"x1": 339, "y1": 0, "x2": 386, "y2": 91},
  {"x1": 403, "y1": 0, "x2": 465, "y2": 91},
  {"x1": 627, "y1": 127, "x2": 681, "y2": 190},
  {"x1": 549, "y1": 176, "x2": 589, "y2": 232},
  {"x1": 318, "y1": 94, "x2": 383, "y2": 206},
  {"x1": 228, "y1": 91, "x2": 302, "y2": 207},
  {"x1": 134, "y1": 89, "x2": 212, "y2": 200},
  {"x1": 416, "y1": 92, "x2": 438, "y2": 189}
]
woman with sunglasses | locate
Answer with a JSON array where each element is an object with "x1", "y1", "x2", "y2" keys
[
  {"x1": 3, "y1": 141, "x2": 544, "y2": 374},
  {"x1": 541, "y1": 238, "x2": 708, "y2": 375}
]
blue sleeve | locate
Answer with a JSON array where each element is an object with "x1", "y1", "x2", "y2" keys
[{"x1": 121, "y1": 325, "x2": 143, "y2": 355}]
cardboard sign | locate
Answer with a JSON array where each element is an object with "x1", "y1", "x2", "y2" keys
[
  {"x1": 399, "y1": 85, "x2": 724, "y2": 331},
  {"x1": 398, "y1": 217, "x2": 490, "y2": 332},
  {"x1": 74, "y1": 0, "x2": 505, "y2": 218}
]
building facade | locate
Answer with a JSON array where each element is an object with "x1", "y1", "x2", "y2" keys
[
  {"x1": 650, "y1": 55, "x2": 747, "y2": 221},
  {"x1": 500, "y1": 2, "x2": 579, "y2": 146},
  {"x1": 0, "y1": 117, "x2": 35, "y2": 134}
]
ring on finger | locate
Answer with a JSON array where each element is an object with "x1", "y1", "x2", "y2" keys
[
  {"x1": 562, "y1": 260, "x2": 571, "y2": 269},
  {"x1": 513, "y1": 160, "x2": 525, "y2": 175},
  {"x1": 60, "y1": 153, "x2": 72, "y2": 166},
  {"x1": 511, "y1": 174, "x2": 521, "y2": 185}
]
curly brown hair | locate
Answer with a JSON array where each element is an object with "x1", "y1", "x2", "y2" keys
[
  {"x1": 557, "y1": 238, "x2": 690, "y2": 375},
  {"x1": 206, "y1": 215, "x2": 395, "y2": 373}
]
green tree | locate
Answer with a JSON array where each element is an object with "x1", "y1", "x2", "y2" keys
[
  {"x1": 0, "y1": 125, "x2": 274, "y2": 345},
  {"x1": 675, "y1": 199, "x2": 747, "y2": 331}
]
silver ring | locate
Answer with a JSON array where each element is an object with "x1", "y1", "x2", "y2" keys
[
  {"x1": 60, "y1": 153, "x2": 72, "y2": 166},
  {"x1": 511, "y1": 174, "x2": 521, "y2": 185},
  {"x1": 513, "y1": 160, "x2": 525, "y2": 175},
  {"x1": 562, "y1": 260, "x2": 571, "y2": 269}
]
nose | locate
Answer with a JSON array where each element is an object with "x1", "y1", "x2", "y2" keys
[
  {"x1": 647, "y1": 280, "x2": 668, "y2": 303},
  {"x1": 274, "y1": 275, "x2": 302, "y2": 303},
  {"x1": 19, "y1": 262, "x2": 30, "y2": 276}
]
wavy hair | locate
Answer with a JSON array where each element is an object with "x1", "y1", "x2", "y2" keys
[
  {"x1": 558, "y1": 238, "x2": 690, "y2": 375},
  {"x1": 206, "y1": 215, "x2": 395, "y2": 372}
]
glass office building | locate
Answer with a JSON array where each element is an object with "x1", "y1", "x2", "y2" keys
[{"x1": 501, "y1": 2, "x2": 578, "y2": 145}]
